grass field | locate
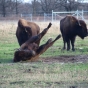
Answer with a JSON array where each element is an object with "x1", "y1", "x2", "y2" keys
[{"x1": 0, "y1": 21, "x2": 88, "y2": 88}]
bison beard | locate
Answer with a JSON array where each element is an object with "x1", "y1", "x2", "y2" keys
[
  {"x1": 13, "y1": 23, "x2": 61, "y2": 62},
  {"x1": 60, "y1": 15, "x2": 88, "y2": 51}
]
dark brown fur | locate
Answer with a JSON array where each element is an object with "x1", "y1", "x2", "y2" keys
[
  {"x1": 13, "y1": 35, "x2": 61, "y2": 62},
  {"x1": 13, "y1": 23, "x2": 61, "y2": 62},
  {"x1": 16, "y1": 19, "x2": 40, "y2": 46},
  {"x1": 60, "y1": 15, "x2": 88, "y2": 51},
  {"x1": 19, "y1": 43, "x2": 39, "y2": 51}
]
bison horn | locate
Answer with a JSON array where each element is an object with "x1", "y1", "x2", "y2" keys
[
  {"x1": 16, "y1": 48, "x2": 21, "y2": 51},
  {"x1": 78, "y1": 20, "x2": 81, "y2": 26},
  {"x1": 25, "y1": 28, "x2": 27, "y2": 32}
]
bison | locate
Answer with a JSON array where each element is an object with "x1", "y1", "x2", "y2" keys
[
  {"x1": 60, "y1": 15, "x2": 88, "y2": 51},
  {"x1": 16, "y1": 19, "x2": 40, "y2": 46},
  {"x1": 13, "y1": 23, "x2": 61, "y2": 62}
]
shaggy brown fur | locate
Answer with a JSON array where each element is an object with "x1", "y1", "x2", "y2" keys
[
  {"x1": 13, "y1": 23, "x2": 61, "y2": 62},
  {"x1": 16, "y1": 19, "x2": 40, "y2": 46},
  {"x1": 60, "y1": 15, "x2": 88, "y2": 51}
]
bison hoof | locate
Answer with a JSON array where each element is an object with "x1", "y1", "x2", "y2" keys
[
  {"x1": 47, "y1": 23, "x2": 52, "y2": 29},
  {"x1": 63, "y1": 47, "x2": 66, "y2": 50},
  {"x1": 58, "y1": 34, "x2": 61, "y2": 38},
  {"x1": 46, "y1": 38, "x2": 52, "y2": 44},
  {"x1": 72, "y1": 48, "x2": 75, "y2": 51},
  {"x1": 67, "y1": 48, "x2": 70, "y2": 51}
]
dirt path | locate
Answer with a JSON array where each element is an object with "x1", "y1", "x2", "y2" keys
[{"x1": 41, "y1": 55, "x2": 88, "y2": 63}]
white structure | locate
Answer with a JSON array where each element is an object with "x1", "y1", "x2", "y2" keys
[
  {"x1": 77, "y1": 0, "x2": 88, "y2": 3},
  {"x1": 21, "y1": 14, "x2": 32, "y2": 21},
  {"x1": 44, "y1": 13, "x2": 52, "y2": 21},
  {"x1": 52, "y1": 10, "x2": 84, "y2": 22}
]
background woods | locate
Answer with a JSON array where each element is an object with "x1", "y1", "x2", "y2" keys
[{"x1": 0, "y1": 0, "x2": 88, "y2": 17}]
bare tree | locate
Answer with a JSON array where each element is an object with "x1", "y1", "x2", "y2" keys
[
  {"x1": 0, "y1": 0, "x2": 23, "y2": 17},
  {"x1": 18, "y1": 3, "x2": 33, "y2": 14},
  {"x1": 0, "y1": 0, "x2": 11, "y2": 17},
  {"x1": 39, "y1": 0, "x2": 60, "y2": 13},
  {"x1": 31, "y1": 0, "x2": 41, "y2": 15},
  {"x1": 38, "y1": 0, "x2": 81, "y2": 13},
  {"x1": 0, "y1": 0, "x2": 87, "y2": 17},
  {"x1": 16, "y1": 0, "x2": 18, "y2": 14},
  {"x1": 15, "y1": 0, "x2": 23, "y2": 14},
  {"x1": 59, "y1": 0, "x2": 80, "y2": 11}
]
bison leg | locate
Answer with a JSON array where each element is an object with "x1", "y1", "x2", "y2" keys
[
  {"x1": 35, "y1": 23, "x2": 52, "y2": 44},
  {"x1": 63, "y1": 38, "x2": 66, "y2": 50},
  {"x1": 71, "y1": 37, "x2": 76, "y2": 51},
  {"x1": 21, "y1": 23, "x2": 52, "y2": 45},
  {"x1": 36, "y1": 34, "x2": 61, "y2": 55},
  {"x1": 63, "y1": 41, "x2": 66, "y2": 50},
  {"x1": 20, "y1": 23, "x2": 52, "y2": 50},
  {"x1": 62, "y1": 35, "x2": 66, "y2": 50},
  {"x1": 67, "y1": 39, "x2": 71, "y2": 51}
]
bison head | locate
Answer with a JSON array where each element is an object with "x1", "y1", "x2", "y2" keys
[
  {"x1": 77, "y1": 20, "x2": 88, "y2": 39},
  {"x1": 13, "y1": 49, "x2": 36, "y2": 62}
]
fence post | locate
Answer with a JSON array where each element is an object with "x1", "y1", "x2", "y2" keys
[
  {"x1": 82, "y1": 9, "x2": 84, "y2": 20},
  {"x1": 52, "y1": 10, "x2": 53, "y2": 22},
  {"x1": 30, "y1": 14, "x2": 32, "y2": 22},
  {"x1": 55, "y1": 13, "x2": 56, "y2": 21},
  {"x1": 21, "y1": 14, "x2": 22, "y2": 17},
  {"x1": 44, "y1": 13, "x2": 46, "y2": 21},
  {"x1": 76, "y1": 10, "x2": 78, "y2": 19}
]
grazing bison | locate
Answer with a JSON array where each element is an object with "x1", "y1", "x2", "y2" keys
[
  {"x1": 60, "y1": 15, "x2": 88, "y2": 51},
  {"x1": 13, "y1": 23, "x2": 61, "y2": 62},
  {"x1": 16, "y1": 19, "x2": 40, "y2": 46}
]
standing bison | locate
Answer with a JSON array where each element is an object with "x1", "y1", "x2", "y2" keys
[
  {"x1": 13, "y1": 23, "x2": 61, "y2": 62},
  {"x1": 60, "y1": 15, "x2": 88, "y2": 51},
  {"x1": 16, "y1": 19, "x2": 40, "y2": 46}
]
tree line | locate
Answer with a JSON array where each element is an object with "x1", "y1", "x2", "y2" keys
[{"x1": 0, "y1": 0, "x2": 88, "y2": 17}]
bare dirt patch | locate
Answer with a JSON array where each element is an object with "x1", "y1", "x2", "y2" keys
[{"x1": 41, "y1": 55, "x2": 88, "y2": 63}]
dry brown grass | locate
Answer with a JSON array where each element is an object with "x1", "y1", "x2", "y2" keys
[
  {"x1": 1, "y1": 20, "x2": 88, "y2": 38},
  {"x1": 0, "y1": 21, "x2": 61, "y2": 44},
  {"x1": 36, "y1": 22, "x2": 61, "y2": 34},
  {"x1": 0, "y1": 22, "x2": 16, "y2": 34},
  {"x1": 0, "y1": 21, "x2": 60, "y2": 36}
]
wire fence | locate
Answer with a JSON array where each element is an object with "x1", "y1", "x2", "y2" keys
[{"x1": 0, "y1": 10, "x2": 88, "y2": 22}]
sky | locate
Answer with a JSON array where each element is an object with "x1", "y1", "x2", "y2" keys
[
  {"x1": 23, "y1": 0, "x2": 88, "y2": 3},
  {"x1": 24, "y1": 0, "x2": 32, "y2": 2}
]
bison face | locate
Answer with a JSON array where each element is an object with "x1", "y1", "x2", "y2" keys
[
  {"x1": 13, "y1": 49, "x2": 36, "y2": 62},
  {"x1": 77, "y1": 20, "x2": 88, "y2": 39}
]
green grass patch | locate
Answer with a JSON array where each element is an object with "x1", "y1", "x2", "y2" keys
[
  {"x1": 0, "y1": 22, "x2": 88, "y2": 88},
  {"x1": 0, "y1": 62, "x2": 88, "y2": 88}
]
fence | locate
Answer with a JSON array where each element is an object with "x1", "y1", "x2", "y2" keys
[
  {"x1": 52, "y1": 10, "x2": 85, "y2": 22},
  {"x1": 0, "y1": 10, "x2": 88, "y2": 21},
  {"x1": 21, "y1": 13, "x2": 32, "y2": 21},
  {"x1": 44, "y1": 13, "x2": 52, "y2": 21},
  {"x1": 20, "y1": 10, "x2": 88, "y2": 22}
]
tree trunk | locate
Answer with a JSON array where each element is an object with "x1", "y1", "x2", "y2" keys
[
  {"x1": 2, "y1": 0, "x2": 6, "y2": 17},
  {"x1": 16, "y1": 0, "x2": 18, "y2": 14}
]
